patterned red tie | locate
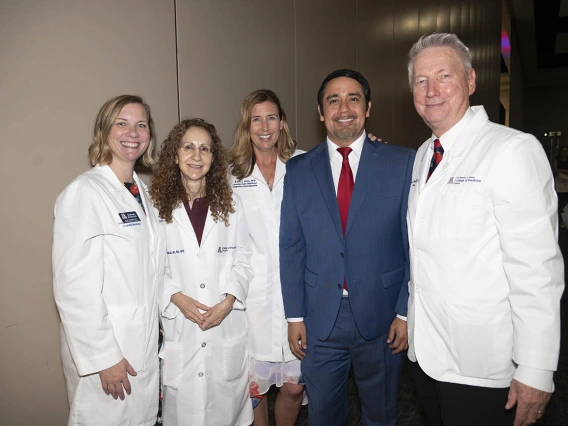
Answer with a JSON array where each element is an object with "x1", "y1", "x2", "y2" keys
[
  {"x1": 337, "y1": 147, "x2": 354, "y2": 291},
  {"x1": 427, "y1": 138, "x2": 444, "y2": 182}
]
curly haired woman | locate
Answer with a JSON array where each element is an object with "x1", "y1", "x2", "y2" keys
[{"x1": 150, "y1": 118, "x2": 254, "y2": 426}]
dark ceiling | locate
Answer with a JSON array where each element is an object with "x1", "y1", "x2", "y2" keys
[{"x1": 535, "y1": 0, "x2": 568, "y2": 68}]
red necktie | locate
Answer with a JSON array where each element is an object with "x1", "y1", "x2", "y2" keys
[
  {"x1": 427, "y1": 139, "x2": 444, "y2": 182},
  {"x1": 337, "y1": 147, "x2": 353, "y2": 291}
]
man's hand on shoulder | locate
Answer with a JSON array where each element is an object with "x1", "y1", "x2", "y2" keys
[{"x1": 506, "y1": 378, "x2": 551, "y2": 425}]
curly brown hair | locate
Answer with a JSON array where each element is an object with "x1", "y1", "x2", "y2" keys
[{"x1": 150, "y1": 118, "x2": 234, "y2": 225}]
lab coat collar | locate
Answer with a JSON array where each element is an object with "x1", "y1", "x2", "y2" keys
[
  {"x1": 250, "y1": 155, "x2": 287, "y2": 189},
  {"x1": 171, "y1": 202, "x2": 216, "y2": 251},
  {"x1": 420, "y1": 106, "x2": 489, "y2": 187}
]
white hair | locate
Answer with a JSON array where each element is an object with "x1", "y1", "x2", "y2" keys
[{"x1": 407, "y1": 33, "x2": 472, "y2": 88}]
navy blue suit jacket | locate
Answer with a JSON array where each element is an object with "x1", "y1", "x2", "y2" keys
[{"x1": 280, "y1": 137, "x2": 415, "y2": 341}]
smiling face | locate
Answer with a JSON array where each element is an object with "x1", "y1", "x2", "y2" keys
[
  {"x1": 176, "y1": 126, "x2": 213, "y2": 189},
  {"x1": 412, "y1": 46, "x2": 476, "y2": 137},
  {"x1": 318, "y1": 76, "x2": 371, "y2": 147},
  {"x1": 107, "y1": 103, "x2": 150, "y2": 169},
  {"x1": 249, "y1": 101, "x2": 283, "y2": 155}
]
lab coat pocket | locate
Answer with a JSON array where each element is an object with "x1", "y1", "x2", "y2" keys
[
  {"x1": 160, "y1": 341, "x2": 184, "y2": 389},
  {"x1": 108, "y1": 305, "x2": 148, "y2": 372},
  {"x1": 447, "y1": 302, "x2": 513, "y2": 380},
  {"x1": 222, "y1": 334, "x2": 247, "y2": 381}
]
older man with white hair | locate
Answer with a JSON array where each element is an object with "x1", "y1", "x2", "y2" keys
[{"x1": 406, "y1": 32, "x2": 564, "y2": 426}]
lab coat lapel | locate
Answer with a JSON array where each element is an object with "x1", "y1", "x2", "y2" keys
[
  {"x1": 98, "y1": 165, "x2": 148, "y2": 224},
  {"x1": 172, "y1": 204, "x2": 200, "y2": 250},
  {"x1": 200, "y1": 208, "x2": 217, "y2": 247}
]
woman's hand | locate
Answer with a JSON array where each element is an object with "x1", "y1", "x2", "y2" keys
[
  {"x1": 171, "y1": 292, "x2": 210, "y2": 325},
  {"x1": 200, "y1": 294, "x2": 236, "y2": 331},
  {"x1": 98, "y1": 358, "x2": 137, "y2": 400}
]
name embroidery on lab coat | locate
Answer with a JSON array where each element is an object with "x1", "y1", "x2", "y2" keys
[
  {"x1": 232, "y1": 178, "x2": 258, "y2": 188},
  {"x1": 118, "y1": 211, "x2": 141, "y2": 227},
  {"x1": 447, "y1": 176, "x2": 482, "y2": 184}
]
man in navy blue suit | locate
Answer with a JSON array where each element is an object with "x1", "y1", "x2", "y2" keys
[{"x1": 279, "y1": 69, "x2": 415, "y2": 425}]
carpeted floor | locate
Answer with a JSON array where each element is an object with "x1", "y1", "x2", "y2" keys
[{"x1": 267, "y1": 230, "x2": 568, "y2": 425}]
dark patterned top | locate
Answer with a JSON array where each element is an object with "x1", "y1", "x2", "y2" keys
[{"x1": 123, "y1": 182, "x2": 146, "y2": 215}]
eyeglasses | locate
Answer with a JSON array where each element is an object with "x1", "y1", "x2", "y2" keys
[{"x1": 180, "y1": 144, "x2": 213, "y2": 156}]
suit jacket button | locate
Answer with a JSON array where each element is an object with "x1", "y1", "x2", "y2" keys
[
  {"x1": 340, "y1": 252, "x2": 344, "y2": 258},
  {"x1": 337, "y1": 284, "x2": 342, "y2": 289}
]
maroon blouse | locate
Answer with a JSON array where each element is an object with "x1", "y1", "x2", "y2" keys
[{"x1": 183, "y1": 198, "x2": 208, "y2": 246}]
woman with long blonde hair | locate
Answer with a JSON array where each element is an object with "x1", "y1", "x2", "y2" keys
[{"x1": 228, "y1": 90, "x2": 305, "y2": 426}]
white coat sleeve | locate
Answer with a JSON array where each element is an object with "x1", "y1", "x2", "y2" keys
[
  {"x1": 52, "y1": 181, "x2": 123, "y2": 376},
  {"x1": 160, "y1": 250, "x2": 184, "y2": 319},
  {"x1": 220, "y1": 196, "x2": 254, "y2": 310},
  {"x1": 489, "y1": 133, "x2": 564, "y2": 380}
]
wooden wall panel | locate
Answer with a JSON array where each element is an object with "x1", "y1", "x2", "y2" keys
[
  {"x1": 295, "y1": 0, "x2": 357, "y2": 149},
  {"x1": 356, "y1": 0, "x2": 395, "y2": 143},
  {"x1": 176, "y1": 0, "x2": 296, "y2": 146}
]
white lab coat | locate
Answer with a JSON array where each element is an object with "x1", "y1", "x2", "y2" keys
[
  {"x1": 159, "y1": 195, "x2": 254, "y2": 426},
  {"x1": 407, "y1": 106, "x2": 564, "y2": 388},
  {"x1": 53, "y1": 165, "x2": 165, "y2": 426},
  {"x1": 230, "y1": 150, "x2": 303, "y2": 362}
]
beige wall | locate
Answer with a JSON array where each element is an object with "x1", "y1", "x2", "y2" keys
[
  {"x1": 1, "y1": 1, "x2": 500, "y2": 424},
  {"x1": 0, "y1": 1, "x2": 178, "y2": 424}
]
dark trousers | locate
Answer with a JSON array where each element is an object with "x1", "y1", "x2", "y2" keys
[
  {"x1": 302, "y1": 298, "x2": 404, "y2": 426},
  {"x1": 410, "y1": 361, "x2": 514, "y2": 426}
]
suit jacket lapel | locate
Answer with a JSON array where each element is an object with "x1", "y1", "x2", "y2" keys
[
  {"x1": 345, "y1": 139, "x2": 382, "y2": 236},
  {"x1": 311, "y1": 142, "x2": 344, "y2": 242}
]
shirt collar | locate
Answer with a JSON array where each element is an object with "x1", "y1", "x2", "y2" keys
[
  {"x1": 326, "y1": 130, "x2": 366, "y2": 159},
  {"x1": 431, "y1": 107, "x2": 474, "y2": 153}
]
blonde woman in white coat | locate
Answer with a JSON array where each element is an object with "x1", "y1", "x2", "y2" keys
[
  {"x1": 53, "y1": 95, "x2": 165, "y2": 426},
  {"x1": 228, "y1": 90, "x2": 305, "y2": 426},
  {"x1": 150, "y1": 118, "x2": 254, "y2": 426}
]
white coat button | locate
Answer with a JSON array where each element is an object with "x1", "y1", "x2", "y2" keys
[
  {"x1": 416, "y1": 287, "x2": 421, "y2": 295},
  {"x1": 200, "y1": 283, "x2": 205, "y2": 289},
  {"x1": 415, "y1": 250, "x2": 420, "y2": 257},
  {"x1": 198, "y1": 372, "x2": 204, "y2": 377},
  {"x1": 201, "y1": 342, "x2": 206, "y2": 348}
]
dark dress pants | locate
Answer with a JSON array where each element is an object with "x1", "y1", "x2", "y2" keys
[
  {"x1": 410, "y1": 361, "x2": 514, "y2": 426},
  {"x1": 302, "y1": 297, "x2": 404, "y2": 426}
]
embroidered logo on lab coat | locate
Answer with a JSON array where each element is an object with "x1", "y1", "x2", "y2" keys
[
  {"x1": 447, "y1": 176, "x2": 482, "y2": 184},
  {"x1": 217, "y1": 246, "x2": 236, "y2": 253}
]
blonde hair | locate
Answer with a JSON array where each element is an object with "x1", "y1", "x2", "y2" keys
[
  {"x1": 228, "y1": 89, "x2": 295, "y2": 180},
  {"x1": 88, "y1": 94, "x2": 156, "y2": 167}
]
